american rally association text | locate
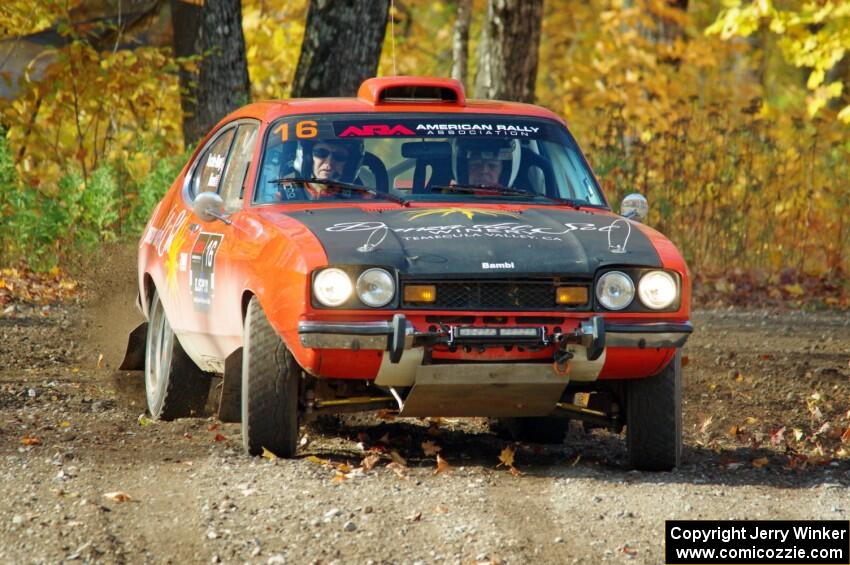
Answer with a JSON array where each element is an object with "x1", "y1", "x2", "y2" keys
[{"x1": 669, "y1": 525, "x2": 848, "y2": 545}]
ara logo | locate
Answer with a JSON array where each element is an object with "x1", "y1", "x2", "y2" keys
[
  {"x1": 339, "y1": 124, "x2": 416, "y2": 137},
  {"x1": 482, "y1": 261, "x2": 515, "y2": 269}
]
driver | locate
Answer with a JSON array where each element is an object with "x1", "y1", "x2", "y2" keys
[
  {"x1": 452, "y1": 138, "x2": 520, "y2": 188},
  {"x1": 291, "y1": 138, "x2": 365, "y2": 198}
]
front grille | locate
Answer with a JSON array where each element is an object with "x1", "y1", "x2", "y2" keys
[{"x1": 403, "y1": 280, "x2": 588, "y2": 311}]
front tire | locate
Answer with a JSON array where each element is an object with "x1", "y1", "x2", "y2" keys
[
  {"x1": 625, "y1": 351, "x2": 682, "y2": 471},
  {"x1": 144, "y1": 290, "x2": 212, "y2": 420},
  {"x1": 241, "y1": 296, "x2": 300, "y2": 457}
]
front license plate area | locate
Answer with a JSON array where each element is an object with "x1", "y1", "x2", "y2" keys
[{"x1": 451, "y1": 326, "x2": 545, "y2": 345}]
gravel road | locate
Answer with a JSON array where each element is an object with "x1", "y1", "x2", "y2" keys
[{"x1": 1, "y1": 253, "x2": 849, "y2": 564}]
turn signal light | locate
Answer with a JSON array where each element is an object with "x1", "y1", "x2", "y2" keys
[
  {"x1": 404, "y1": 284, "x2": 436, "y2": 303},
  {"x1": 556, "y1": 286, "x2": 588, "y2": 305}
]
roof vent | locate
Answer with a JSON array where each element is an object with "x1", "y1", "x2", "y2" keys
[{"x1": 358, "y1": 76, "x2": 466, "y2": 106}]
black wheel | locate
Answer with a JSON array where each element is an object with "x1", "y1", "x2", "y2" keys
[
  {"x1": 144, "y1": 290, "x2": 212, "y2": 420},
  {"x1": 241, "y1": 296, "x2": 300, "y2": 457},
  {"x1": 625, "y1": 351, "x2": 682, "y2": 471},
  {"x1": 491, "y1": 417, "x2": 570, "y2": 444}
]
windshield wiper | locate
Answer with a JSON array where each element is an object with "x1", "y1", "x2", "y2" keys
[
  {"x1": 431, "y1": 184, "x2": 581, "y2": 208},
  {"x1": 269, "y1": 177, "x2": 407, "y2": 206},
  {"x1": 431, "y1": 184, "x2": 542, "y2": 199}
]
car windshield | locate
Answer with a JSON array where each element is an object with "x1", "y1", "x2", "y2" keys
[{"x1": 253, "y1": 113, "x2": 606, "y2": 207}]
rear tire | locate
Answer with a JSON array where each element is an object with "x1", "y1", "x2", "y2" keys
[
  {"x1": 144, "y1": 290, "x2": 212, "y2": 420},
  {"x1": 625, "y1": 351, "x2": 682, "y2": 471},
  {"x1": 241, "y1": 296, "x2": 300, "y2": 457}
]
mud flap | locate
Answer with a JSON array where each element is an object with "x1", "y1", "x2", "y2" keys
[
  {"x1": 118, "y1": 322, "x2": 148, "y2": 371},
  {"x1": 217, "y1": 347, "x2": 242, "y2": 422},
  {"x1": 398, "y1": 364, "x2": 569, "y2": 417}
]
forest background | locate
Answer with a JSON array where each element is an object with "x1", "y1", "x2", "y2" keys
[{"x1": 0, "y1": 0, "x2": 848, "y2": 308}]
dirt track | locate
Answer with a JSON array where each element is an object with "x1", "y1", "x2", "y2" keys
[{"x1": 1, "y1": 247, "x2": 849, "y2": 564}]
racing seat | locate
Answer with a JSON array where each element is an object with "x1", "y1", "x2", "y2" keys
[
  {"x1": 412, "y1": 156, "x2": 453, "y2": 194},
  {"x1": 515, "y1": 148, "x2": 558, "y2": 197}
]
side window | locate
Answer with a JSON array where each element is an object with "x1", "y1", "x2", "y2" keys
[
  {"x1": 191, "y1": 128, "x2": 236, "y2": 197},
  {"x1": 219, "y1": 123, "x2": 259, "y2": 212}
]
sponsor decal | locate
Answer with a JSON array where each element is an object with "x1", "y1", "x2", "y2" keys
[
  {"x1": 607, "y1": 218, "x2": 632, "y2": 254},
  {"x1": 339, "y1": 124, "x2": 415, "y2": 137},
  {"x1": 161, "y1": 211, "x2": 189, "y2": 293},
  {"x1": 415, "y1": 123, "x2": 539, "y2": 137},
  {"x1": 326, "y1": 219, "x2": 630, "y2": 250},
  {"x1": 404, "y1": 207, "x2": 520, "y2": 221},
  {"x1": 482, "y1": 262, "x2": 515, "y2": 269},
  {"x1": 178, "y1": 252, "x2": 188, "y2": 272},
  {"x1": 190, "y1": 233, "x2": 223, "y2": 312},
  {"x1": 333, "y1": 119, "x2": 551, "y2": 140}
]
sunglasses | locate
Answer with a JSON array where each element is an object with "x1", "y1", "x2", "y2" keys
[{"x1": 312, "y1": 147, "x2": 349, "y2": 161}]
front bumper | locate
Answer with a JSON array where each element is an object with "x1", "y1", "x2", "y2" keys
[{"x1": 298, "y1": 315, "x2": 692, "y2": 361}]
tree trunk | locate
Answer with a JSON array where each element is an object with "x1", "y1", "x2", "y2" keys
[
  {"x1": 451, "y1": 0, "x2": 472, "y2": 88},
  {"x1": 291, "y1": 0, "x2": 390, "y2": 98},
  {"x1": 172, "y1": 0, "x2": 251, "y2": 146},
  {"x1": 473, "y1": 0, "x2": 543, "y2": 103}
]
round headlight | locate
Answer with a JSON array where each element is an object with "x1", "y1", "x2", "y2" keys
[
  {"x1": 356, "y1": 268, "x2": 395, "y2": 307},
  {"x1": 638, "y1": 270, "x2": 677, "y2": 309},
  {"x1": 596, "y1": 271, "x2": 635, "y2": 310},
  {"x1": 313, "y1": 268, "x2": 353, "y2": 307}
]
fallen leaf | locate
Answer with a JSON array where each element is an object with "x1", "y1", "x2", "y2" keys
[
  {"x1": 389, "y1": 450, "x2": 407, "y2": 466},
  {"x1": 812, "y1": 422, "x2": 830, "y2": 438},
  {"x1": 60, "y1": 421, "x2": 71, "y2": 428},
  {"x1": 207, "y1": 423, "x2": 219, "y2": 432},
  {"x1": 433, "y1": 504, "x2": 449, "y2": 515},
  {"x1": 434, "y1": 454, "x2": 451, "y2": 475},
  {"x1": 331, "y1": 471, "x2": 347, "y2": 483},
  {"x1": 137, "y1": 414, "x2": 153, "y2": 427},
  {"x1": 699, "y1": 416, "x2": 713, "y2": 435},
  {"x1": 752, "y1": 457, "x2": 769, "y2": 468},
  {"x1": 213, "y1": 433, "x2": 226, "y2": 442},
  {"x1": 361, "y1": 454, "x2": 380, "y2": 471},
  {"x1": 727, "y1": 425, "x2": 739, "y2": 437},
  {"x1": 261, "y1": 447, "x2": 278, "y2": 461},
  {"x1": 336, "y1": 463, "x2": 354, "y2": 474},
  {"x1": 182, "y1": 432, "x2": 192, "y2": 439},
  {"x1": 770, "y1": 426, "x2": 786, "y2": 446},
  {"x1": 421, "y1": 440, "x2": 442, "y2": 456},
  {"x1": 783, "y1": 283, "x2": 805, "y2": 296},
  {"x1": 306, "y1": 455, "x2": 330, "y2": 466},
  {"x1": 681, "y1": 355, "x2": 689, "y2": 367},
  {"x1": 96, "y1": 353, "x2": 104, "y2": 369},
  {"x1": 841, "y1": 427, "x2": 850, "y2": 444},
  {"x1": 103, "y1": 491, "x2": 132, "y2": 502},
  {"x1": 622, "y1": 545, "x2": 638, "y2": 557},
  {"x1": 406, "y1": 511, "x2": 422, "y2": 522},
  {"x1": 744, "y1": 416, "x2": 758, "y2": 425},
  {"x1": 376, "y1": 409, "x2": 396, "y2": 421},
  {"x1": 21, "y1": 436, "x2": 41, "y2": 446},
  {"x1": 386, "y1": 461, "x2": 409, "y2": 478},
  {"x1": 793, "y1": 428, "x2": 804, "y2": 441},
  {"x1": 498, "y1": 446, "x2": 516, "y2": 468},
  {"x1": 509, "y1": 465, "x2": 523, "y2": 477}
]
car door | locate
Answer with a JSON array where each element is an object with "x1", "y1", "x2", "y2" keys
[
  {"x1": 182, "y1": 121, "x2": 261, "y2": 371},
  {"x1": 166, "y1": 124, "x2": 237, "y2": 371}
]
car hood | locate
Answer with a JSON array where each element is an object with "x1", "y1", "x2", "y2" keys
[{"x1": 282, "y1": 205, "x2": 661, "y2": 277}]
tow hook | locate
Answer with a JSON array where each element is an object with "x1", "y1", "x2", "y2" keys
[{"x1": 553, "y1": 346, "x2": 574, "y2": 376}]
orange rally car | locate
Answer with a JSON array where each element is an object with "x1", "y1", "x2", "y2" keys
[{"x1": 122, "y1": 76, "x2": 692, "y2": 470}]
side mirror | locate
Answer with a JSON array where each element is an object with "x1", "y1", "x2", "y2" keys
[
  {"x1": 193, "y1": 192, "x2": 231, "y2": 224},
  {"x1": 620, "y1": 193, "x2": 648, "y2": 223}
]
